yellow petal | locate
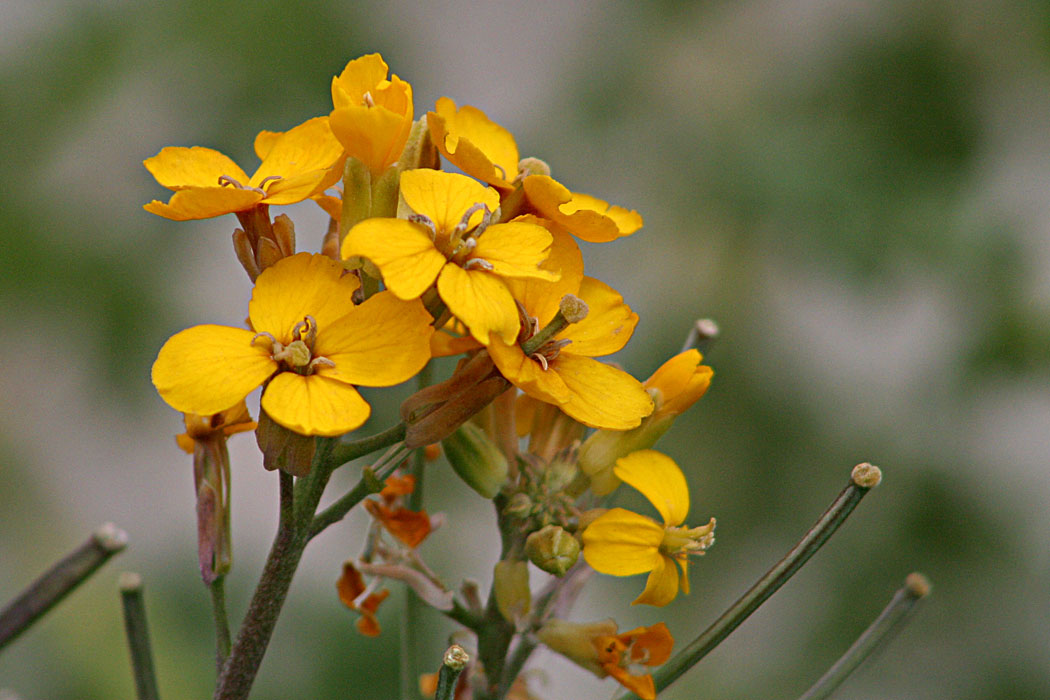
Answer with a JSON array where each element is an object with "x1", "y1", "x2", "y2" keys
[
  {"x1": 503, "y1": 217, "x2": 584, "y2": 325},
  {"x1": 261, "y1": 372, "x2": 371, "y2": 437},
  {"x1": 152, "y1": 325, "x2": 276, "y2": 415},
  {"x1": 430, "y1": 329, "x2": 482, "y2": 358},
  {"x1": 613, "y1": 450, "x2": 690, "y2": 527},
  {"x1": 248, "y1": 253, "x2": 359, "y2": 339},
  {"x1": 645, "y1": 349, "x2": 713, "y2": 418},
  {"x1": 144, "y1": 146, "x2": 248, "y2": 190},
  {"x1": 632, "y1": 555, "x2": 679, "y2": 607},
  {"x1": 261, "y1": 162, "x2": 344, "y2": 206},
  {"x1": 581, "y1": 508, "x2": 664, "y2": 575},
  {"x1": 523, "y1": 175, "x2": 642, "y2": 243},
  {"x1": 559, "y1": 277, "x2": 638, "y2": 358},
  {"x1": 315, "y1": 291, "x2": 433, "y2": 387},
  {"x1": 473, "y1": 221, "x2": 557, "y2": 280},
  {"x1": 329, "y1": 104, "x2": 411, "y2": 175},
  {"x1": 489, "y1": 336, "x2": 572, "y2": 404},
  {"x1": 341, "y1": 218, "x2": 447, "y2": 300},
  {"x1": 331, "y1": 54, "x2": 393, "y2": 109},
  {"x1": 428, "y1": 97, "x2": 519, "y2": 188},
  {"x1": 254, "y1": 129, "x2": 282, "y2": 160},
  {"x1": 399, "y1": 169, "x2": 499, "y2": 236},
  {"x1": 143, "y1": 186, "x2": 263, "y2": 221},
  {"x1": 437, "y1": 266, "x2": 519, "y2": 345},
  {"x1": 251, "y1": 116, "x2": 344, "y2": 191},
  {"x1": 551, "y1": 354, "x2": 654, "y2": 430}
]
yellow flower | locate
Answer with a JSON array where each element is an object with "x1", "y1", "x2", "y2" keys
[
  {"x1": 152, "y1": 253, "x2": 433, "y2": 436},
  {"x1": 488, "y1": 268, "x2": 654, "y2": 430},
  {"x1": 579, "y1": 349, "x2": 713, "y2": 495},
  {"x1": 342, "y1": 169, "x2": 556, "y2": 345},
  {"x1": 328, "y1": 54, "x2": 414, "y2": 175},
  {"x1": 582, "y1": 450, "x2": 715, "y2": 606},
  {"x1": 537, "y1": 618, "x2": 674, "y2": 700},
  {"x1": 428, "y1": 98, "x2": 643, "y2": 242},
  {"x1": 144, "y1": 116, "x2": 343, "y2": 221}
]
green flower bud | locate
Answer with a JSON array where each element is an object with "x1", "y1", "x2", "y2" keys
[
  {"x1": 441, "y1": 421, "x2": 509, "y2": 498},
  {"x1": 493, "y1": 559, "x2": 531, "y2": 623},
  {"x1": 525, "y1": 525, "x2": 580, "y2": 577}
]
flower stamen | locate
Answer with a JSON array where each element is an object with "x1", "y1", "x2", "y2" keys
[{"x1": 218, "y1": 175, "x2": 267, "y2": 196}]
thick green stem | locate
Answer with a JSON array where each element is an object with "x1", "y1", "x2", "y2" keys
[
  {"x1": 120, "y1": 572, "x2": 161, "y2": 700},
  {"x1": 0, "y1": 523, "x2": 127, "y2": 650},
  {"x1": 214, "y1": 440, "x2": 337, "y2": 700},
  {"x1": 797, "y1": 573, "x2": 930, "y2": 700},
  {"x1": 622, "y1": 464, "x2": 882, "y2": 699}
]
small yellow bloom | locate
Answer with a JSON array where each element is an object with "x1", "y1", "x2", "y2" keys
[
  {"x1": 579, "y1": 349, "x2": 713, "y2": 495},
  {"x1": 152, "y1": 253, "x2": 434, "y2": 436},
  {"x1": 488, "y1": 274, "x2": 654, "y2": 430},
  {"x1": 582, "y1": 450, "x2": 715, "y2": 606},
  {"x1": 342, "y1": 169, "x2": 556, "y2": 345},
  {"x1": 328, "y1": 54, "x2": 414, "y2": 175},
  {"x1": 144, "y1": 117, "x2": 344, "y2": 221},
  {"x1": 428, "y1": 98, "x2": 642, "y2": 242}
]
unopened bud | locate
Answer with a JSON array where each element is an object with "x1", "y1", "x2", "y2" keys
[
  {"x1": 503, "y1": 492, "x2": 534, "y2": 518},
  {"x1": 493, "y1": 559, "x2": 531, "y2": 623},
  {"x1": 525, "y1": 525, "x2": 580, "y2": 576},
  {"x1": 536, "y1": 618, "x2": 618, "y2": 677},
  {"x1": 442, "y1": 421, "x2": 509, "y2": 498},
  {"x1": 559, "y1": 294, "x2": 589, "y2": 324},
  {"x1": 400, "y1": 116, "x2": 441, "y2": 172}
]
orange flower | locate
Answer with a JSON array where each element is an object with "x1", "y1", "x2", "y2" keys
[
  {"x1": 363, "y1": 475, "x2": 432, "y2": 548},
  {"x1": 537, "y1": 618, "x2": 673, "y2": 700},
  {"x1": 336, "y1": 561, "x2": 391, "y2": 637}
]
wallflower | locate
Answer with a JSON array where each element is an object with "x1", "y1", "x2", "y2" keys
[
  {"x1": 488, "y1": 274, "x2": 654, "y2": 430},
  {"x1": 342, "y1": 169, "x2": 556, "y2": 345},
  {"x1": 143, "y1": 117, "x2": 343, "y2": 221},
  {"x1": 152, "y1": 253, "x2": 433, "y2": 437},
  {"x1": 537, "y1": 618, "x2": 673, "y2": 700},
  {"x1": 328, "y1": 53, "x2": 415, "y2": 175},
  {"x1": 428, "y1": 98, "x2": 642, "y2": 242},
  {"x1": 582, "y1": 450, "x2": 715, "y2": 606},
  {"x1": 579, "y1": 349, "x2": 713, "y2": 495}
]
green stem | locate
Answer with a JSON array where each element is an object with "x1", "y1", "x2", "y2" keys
[
  {"x1": 210, "y1": 576, "x2": 232, "y2": 675},
  {"x1": 309, "y1": 443, "x2": 412, "y2": 540},
  {"x1": 323, "y1": 422, "x2": 407, "y2": 471},
  {"x1": 214, "y1": 439, "x2": 337, "y2": 700},
  {"x1": 797, "y1": 573, "x2": 930, "y2": 700},
  {"x1": 0, "y1": 523, "x2": 127, "y2": 651},
  {"x1": 119, "y1": 572, "x2": 161, "y2": 700},
  {"x1": 625, "y1": 465, "x2": 882, "y2": 699}
]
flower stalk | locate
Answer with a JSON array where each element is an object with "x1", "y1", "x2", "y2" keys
[
  {"x1": 0, "y1": 523, "x2": 127, "y2": 651},
  {"x1": 796, "y1": 573, "x2": 931, "y2": 700},
  {"x1": 619, "y1": 463, "x2": 883, "y2": 698},
  {"x1": 119, "y1": 572, "x2": 161, "y2": 700}
]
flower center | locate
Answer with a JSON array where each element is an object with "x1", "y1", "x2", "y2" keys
[
  {"x1": 519, "y1": 295, "x2": 588, "y2": 370},
  {"x1": 659, "y1": 518, "x2": 716, "y2": 559},
  {"x1": 251, "y1": 315, "x2": 335, "y2": 375},
  {"x1": 218, "y1": 174, "x2": 283, "y2": 196}
]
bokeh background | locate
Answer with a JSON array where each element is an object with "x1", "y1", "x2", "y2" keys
[{"x1": 2, "y1": 1, "x2": 1049, "y2": 698}]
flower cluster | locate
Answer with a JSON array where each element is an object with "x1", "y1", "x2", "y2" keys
[{"x1": 147, "y1": 53, "x2": 716, "y2": 700}]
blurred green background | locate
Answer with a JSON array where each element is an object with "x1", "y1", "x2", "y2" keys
[{"x1": 2, "y1": 1, "x2": 1048, "y2": 698}]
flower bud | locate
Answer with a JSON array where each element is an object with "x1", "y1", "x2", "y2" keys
[
  {"x1": 536, "y1": 618, "x2": 618, "y2": 676},
  {"x1": 493, "y1": 559, "x2": 531, "y2": 623},
  {"x1": 442, "y1": 421, "x2": 509, "y2": 498},
  {"x1": 525, "y1": 525, "x2": 580, "y2": 576}
]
